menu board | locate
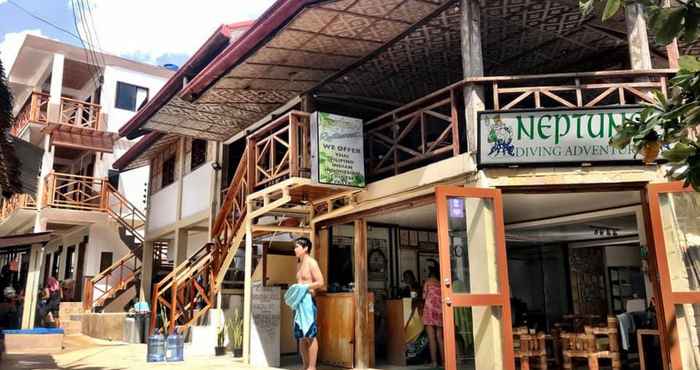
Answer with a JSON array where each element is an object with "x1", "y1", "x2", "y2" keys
[{"x1": 251, "y1": 284, "x2": 281, "y2": 367}]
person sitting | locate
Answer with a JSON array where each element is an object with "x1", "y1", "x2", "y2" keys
[{"x1": 37, "y1": 276, "x2": 62, "y2": 327}]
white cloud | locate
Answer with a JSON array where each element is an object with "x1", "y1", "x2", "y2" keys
[
  {"x1": 0, "y1": 29, "x2": 45, "y2": 71},
  {"x1": 83, "y1": 0, "x2": 276, "y2": 65}
]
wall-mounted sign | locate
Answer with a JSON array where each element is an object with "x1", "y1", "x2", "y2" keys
[
  {"x1": 311, "y1": 112, "x2": 366, "y2": 187},
  {"x1": 478, "y1": 107, "x2": 642, "y2": 166}
]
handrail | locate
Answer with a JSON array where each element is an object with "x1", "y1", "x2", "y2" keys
[
  {"x1": 366, "y1": 68, "x2": 677, "y2": 126},
  {"x1": 83, "y1": 245, "x2": 143, "y2": 311},
  {"x1": 58, "y1": 96, "x2": 102, "y2": 130},
  {"x1": 150, "y1": 145, "x2": 251, "y2": 334},
  {"x1": 11, "y1": 92, "x2": 49, "y2": 135},
  {"x1": 0, "y1": 193, "x2": 36, "y2": 221}
]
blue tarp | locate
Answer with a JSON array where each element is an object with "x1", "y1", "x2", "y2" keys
[{"x1": 2, "y1": 328, "x2": 64, "y2": 335}]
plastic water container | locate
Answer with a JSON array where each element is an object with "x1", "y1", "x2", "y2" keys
[
  {"x1": 146, "y1": 333, "x2": 166, "y2": 362},
  {"x1": 166, "y1": 332, "x2": 184, "y2": 362}
]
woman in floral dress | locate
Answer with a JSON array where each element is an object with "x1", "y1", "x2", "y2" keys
[{"x1": 422, "y1": 266, "x2": 443, "y2": 368}]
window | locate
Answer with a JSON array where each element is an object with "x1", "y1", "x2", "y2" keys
[
  {"x1": 99, "y1": 252, "x2": 113, "y2": 272},
  {"x1": 191, "y1": 139, "x2": 207, "y2": 170},
  {"x1": 115, "y1": 82, "x2": 149, "y2": 111},
  {"x1": 162, "y1": 155, "x2": 176, "y2": 188},
  {"x1": 51, "y1": 247, "x2": 62, "y2": 278}
]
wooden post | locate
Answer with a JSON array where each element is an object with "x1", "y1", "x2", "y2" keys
[
  {"x1": 301, "y1": 94, "x2": 316, "y2": 113},
  {"x1": 21, "y1": 244, "x2": 43, "y2": 329},
  {"x1": 663, "y1": 0, "x2": 680, "y2": 69},
  {"x1": 316, "y1": 227, "x2": 329, "y2": 288},
  {"x1": 290, "y1": 115, "x2": 299, "y2": 178},
  {"x1": 461, "y1": 0, "x2": 485, "y2": 152},
  {"x1": 246, "y1": 138, "x2": 256, "y2": 194},
  {"x1": 354, "y1": 219, "x2": 369, "y2": 369},
  {"x1": 625, "y1": 3, "x2": 653, "y2": 70}
]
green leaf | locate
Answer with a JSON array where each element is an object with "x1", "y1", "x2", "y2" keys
[
  {"x1": 683, "y1": 9, "x2": 700, "y2": 42},
  {"x1": 602, "y1": 0, "x2": 622, "y2": 21},
  {"x1": 662, "y1": 143, "x2": 697, "y2": 163},
  {"x1": 655, "y1": 8, "x2": 687, "y2": 45},
  {"x1": 679, "y1": 56, "x2": 700, "y2": 73}
]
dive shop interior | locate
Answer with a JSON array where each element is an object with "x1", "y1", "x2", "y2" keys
[{"x1": 251, "y1": 189, "x2": 664, "y2": 370}]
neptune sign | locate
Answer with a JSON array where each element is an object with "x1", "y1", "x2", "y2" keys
[{"x1": 478, "y1": 107, "x2": 642, "y2": 166}]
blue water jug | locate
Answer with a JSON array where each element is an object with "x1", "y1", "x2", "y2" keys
[
  {"x1": 166, "y1": 332, "x2": 184, "y2": 362},
  {"x1": 146, "y1": 333, "x2": 165, "y2": 362}
]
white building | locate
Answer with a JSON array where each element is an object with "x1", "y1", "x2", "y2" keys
[{"x1": 1, "y1": 34, "x2": 173, "y2": 314}]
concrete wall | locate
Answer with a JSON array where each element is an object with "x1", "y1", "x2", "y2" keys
[
  {"x1": 148, "y1": 183, "x2": 178, "y2": 231},
  {"x1": 182, "y1": 164, "x2": 213, "y2": 219}
]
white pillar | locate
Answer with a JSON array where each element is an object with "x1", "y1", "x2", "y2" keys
[
  {"x1": 140, "y1": 241, "x2": 154, "y2": 302},
  {"x1": 242, "y1": 222, "x2": 253, "y2": 363},
  {"x1": 21, "y1": 244, "x2": 44, "y2": 329},
  {"x1": 461, "y1": 0, "x2": 485, "y2": 152},
  {"x1": 34, "y1": 135, "x2": 54, "y2": 232},
  {"x1": 47, "y1": 53, "x2": 64, "y2": 123},
  {"x1": 173, "y1": 228, "x2": 188, "y2": 265},
  {"x1": 625, "y1": 3, "x2": 653, "y2": 70}
]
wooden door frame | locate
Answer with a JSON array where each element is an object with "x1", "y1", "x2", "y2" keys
[
  {"x1": 435, "y1": 185, "x2": 515, "y2": 370},
  {"x1": 646, "y1": 181, "x2": 698, "y2": 370}
]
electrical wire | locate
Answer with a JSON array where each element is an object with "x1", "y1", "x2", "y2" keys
[
  {"x1": 70, "y1": 0, "x2": 101, "y2": 92},
  {"x1": 6, "y1": 0, "x2": 81, "y2": 41}
]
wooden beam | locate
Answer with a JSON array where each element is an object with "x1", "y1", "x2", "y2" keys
[
  {"x1": 251, "y1": 225, "x2": 312, "y2": 234},
  {"x1": 353, "y1": 219, "x2": 369, "y2": 369}
]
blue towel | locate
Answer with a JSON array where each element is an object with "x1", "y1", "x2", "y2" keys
[{"x1": 284, "y1": 284, "x2": 315, "y2": 337}]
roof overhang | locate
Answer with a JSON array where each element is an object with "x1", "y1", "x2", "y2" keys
[
  {"x1": 43, "y1": 124, "x2": 120, "y2": 153},
  {"x1": 137, "y1": 0, "x2": 458, "y2": 141},
  {"x1": 0, "y1": 231, "x2": 54, "y2": 249},
  {"x1": 119, "y1": 22, "x2": 254, "y2": 140},
  {"x1": 114, "y1": 131, "x2": 181, "y2": 171}
]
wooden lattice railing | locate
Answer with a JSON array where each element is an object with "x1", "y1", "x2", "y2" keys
[
  {"x1": 365, "y1": 69, "x2": 675, "y2": 180},
  {"x1": 249, "y1": 111, "x2": 310, "y2": 190},
  {"x1": 83, "y1": 244, "x2": 143, "y2": 311},
  {"x1": 59, "y1": 97, "x2": 102, "y2": 130},
  {"x1": 11, "y1": 92, "x2": 102, "y2": 134},
  {"x1": 12, "y1": 92, "x2": 49, "y2": 136},
  {"x1": 150, "y1": 145, "x2": 251, "y2": 335},
  {"x1": 0, "y1": 193, "x2": 36, "y2": 221}
]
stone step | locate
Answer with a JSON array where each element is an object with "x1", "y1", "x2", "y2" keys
[
  {"x1": 61, "y1": 320, "x2": 83, "y2": 335},
  {"x1": 59, "y1": 302, "x2": 86, "y2": 317}
]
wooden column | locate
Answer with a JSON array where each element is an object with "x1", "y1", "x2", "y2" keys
[
  {"x1": 301, "y1": 93, "x2": 316, "y2": 113},
  {"x1": 316, "y1": 227, "x2": 329, "y2": 287},
  {"x1": 21, "y1": 244, "x2": 43, "y2": 329},
  {"x1": 140, "y1": 241, "x2": 154, "y2": 302},
  {"x1": 663, "y1": 0, "x2": 680, "y2": 69},
  {"x1": 625, "y1": 3, "x2": 653, "y2": 70},
  {"x1": 242, "y1": 220, "x2": 254, "y2": 364},
  {"x1": 354, "y1": 219, "x2": 369, "y2": 369},
  {"x1": 461, "y1": 0, "x2": 485, "y2": 152}
]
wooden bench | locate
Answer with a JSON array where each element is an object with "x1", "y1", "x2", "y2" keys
[
  {"x1": 561, "y1": 317, "x2": 621, "y2": 370},
  {"x1": 513, "y1": 326, "x2": 547, "y2": 370}
]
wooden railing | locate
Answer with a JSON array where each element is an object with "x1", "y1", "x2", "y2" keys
[
  {"x1": 11, "y1": 92, "x2": 49, "y2": 136},
  {"x1": 248, "y1": 111, "x2": 310, "y2": 190},
  {"x1": 0, "y1": 193, "x2": 36, "y2": 221},
  {"x1": 150, "y1": 145, "x2": 250, "y2": 335},
  {"x1": 83, "y1": 245, "x2": 143, "y2": 311},
  {"x1": 11, "y1": 92, "x2": 102, "y2": 134},
  {"x1": 43, "y1": 172, "x2": 105, "y2": 211},
  {"x1": 365, "y1": 69, "x2": 675, "y2": 180},
  {"x1": 59, "y1": 96, "x2": 102, "y2": 130}
]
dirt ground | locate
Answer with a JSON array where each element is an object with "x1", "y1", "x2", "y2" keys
[{"x1": 1, "y1": 334, "x2": 250, "y2": 370}]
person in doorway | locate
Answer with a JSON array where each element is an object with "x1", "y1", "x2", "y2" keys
[
  {"x1": 37, "y1": 276, "x2": 61, "y2": 326},
  {"x1": 422, "y1": 266, "x2": 444, "y2": 368},
  {"x1": 284, "y1": 237, "x2": 324, "y2": 370}
]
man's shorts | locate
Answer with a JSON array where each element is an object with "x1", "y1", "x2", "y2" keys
[{"x1": 293, "y1": 298, "x2": 317, "y2": 339}]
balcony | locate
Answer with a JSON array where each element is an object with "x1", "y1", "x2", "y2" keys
[
  {"x1": 12, "y1": 91, "x2": 103, "y2": 136},
  {"x1": 0, "y1": 193, "x2": 36, "y2": 222}
]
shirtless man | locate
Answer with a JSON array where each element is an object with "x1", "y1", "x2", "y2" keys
[{"x1": 294, "y1": 237, "x2": 324, "y2": 370}]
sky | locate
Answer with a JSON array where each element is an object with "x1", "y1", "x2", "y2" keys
[{"x1": 0, "y1": 0, "x2": 276, "y2": 71}]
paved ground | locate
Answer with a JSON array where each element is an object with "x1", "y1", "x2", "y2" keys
[{"x1": 1, "y1": 334, "x2": 249, "y2": 370}]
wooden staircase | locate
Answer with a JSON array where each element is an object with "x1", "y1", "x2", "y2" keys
[{"x1": 82, "y1": 182, "x2": 148, "y2": 312}]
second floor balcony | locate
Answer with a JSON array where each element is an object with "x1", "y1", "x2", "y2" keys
[{"x1": 12, "y1": 92, "x2": 103, "y2": 136}]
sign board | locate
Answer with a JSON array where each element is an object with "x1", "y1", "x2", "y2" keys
[
  {"x1": 311, "y1": 112, "x2": 366, "y2": 187},
  {"x1": 251, "y1": 284, "x2": 281, "y2": 368},
  {"x1": 478, "y1": 107, "x2": 642, "y2": 166}
]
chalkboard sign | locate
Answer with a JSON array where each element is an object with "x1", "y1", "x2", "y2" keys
[{"x1": 251, "y1": 284, "x2": 281, "y2": 367}]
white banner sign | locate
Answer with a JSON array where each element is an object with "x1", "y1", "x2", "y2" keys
[
  {"x1": 479, "y1": 107, "x2": 642, "y2": 166},
  {"x1": 311, "y1": 112, "x2": 366, "y2": 187}
]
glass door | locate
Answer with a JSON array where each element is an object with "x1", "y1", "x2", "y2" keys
[
  {"x1": 435, "y1": 186, "x2": 514, "y2": 370},
  {"x1": 648, "y1": 182, "x2": 700, "y2": 370}
]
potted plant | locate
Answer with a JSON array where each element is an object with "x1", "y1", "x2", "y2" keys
[
  {"x1": 226, "y1": 309, "x2": 243, "y2": 357},
  {"x1": 215, "y1": 324, "x2": 226, "y2": 356}
]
